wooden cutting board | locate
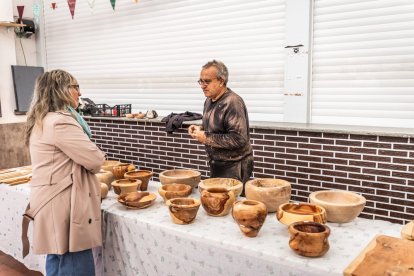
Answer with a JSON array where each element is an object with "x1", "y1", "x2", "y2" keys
[{"x1": 344, "y1": 235, "x2": 414, "y2": 276}]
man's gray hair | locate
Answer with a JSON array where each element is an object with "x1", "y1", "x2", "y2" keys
[{"x1": 202, "y1": 60, "x2": 229, "y2": 85}]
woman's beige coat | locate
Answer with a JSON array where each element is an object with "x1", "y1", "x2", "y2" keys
[{"x1": 29, "y1": 112, "x2": 105, "y2": 254}]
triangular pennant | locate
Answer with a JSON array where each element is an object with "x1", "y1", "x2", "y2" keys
[
  {"x1": 87, "y1": 0, "x2": 96, "y2": 9},
  {"x1": 33, "y1": 3, "x2": 41, "y2": 24},
  {"x1": 132, "y1": 0, "x2": 140, "y2": 3},
  {"x1": 67, "y1": 0, "x2": 76, "y2": 19},
  {"x1": 17, "y1": 5, "x2": 25, "y2": 21},
  {"x1": 51, "y1": 2, "x2": 57, "y2": 10},
  {"x1": 110, "y1": 0, "x2": 116, "y2": 10}
]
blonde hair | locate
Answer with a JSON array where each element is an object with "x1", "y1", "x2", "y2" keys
[{"x1": 24, "y1": 69, "x2": 77, "y2": 145}]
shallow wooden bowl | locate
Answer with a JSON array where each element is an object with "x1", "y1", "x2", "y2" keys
[
  {"x1": 245, "y1": 178, "x2": 291, "y2": 212},
  {"x1": 309, "y1": 190, "x2": 366, "y2": 223},
  {"x1": 277, "y1": 202, "x2": 327, "y2": 226},
  {"x1": 158, "y1": 183, "x2": 192, "y2": 202},
  {"x1": 101, "y1": 160, "x2": 121, "y2": 172},
  {"x1": 111, "y1": 178, "x2": 141, "y2": 195},
  {"x1": 198, "y1": 178, "x2": 243, "y2": 197},
  {"x1": 118, "y1": 191, "x2": 157, "y2": 209},
  {"x1": 288, "y1": 221, "x2": 331, "y2": 257},
  {"x1": 124, "y1": 170, "x2": 153, "y2": 191},
  {"x1": 166, "y1": 197, "x2": 201, "y2": 224},
  {"x1": 159, "y1": 169, "x2": 201, "y2": 188}
]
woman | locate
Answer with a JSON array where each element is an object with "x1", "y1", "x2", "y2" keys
[{"x1": 22, "y1": 69, "x2": 105, "y2": 275}]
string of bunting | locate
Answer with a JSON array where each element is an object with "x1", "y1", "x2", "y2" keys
[{"x1": 16, "y1": 0, "x2": 141, "y2": 22}]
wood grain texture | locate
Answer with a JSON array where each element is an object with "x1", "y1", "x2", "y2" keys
[{"x1": 344, "y1": 235, "x2": 414, "y2": 276}]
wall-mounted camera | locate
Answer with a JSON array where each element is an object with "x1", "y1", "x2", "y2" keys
[{"x1": 14, "y1": 18, "x2": 35, "y2": 38}]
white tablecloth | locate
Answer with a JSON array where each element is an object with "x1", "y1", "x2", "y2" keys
[{"x1": 0, "y1": 182, "x2": 403, "y2": 276}]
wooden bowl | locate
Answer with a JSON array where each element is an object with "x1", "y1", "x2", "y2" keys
[
  {"x1": 112, "y1": 163, "x2": 136, "y2": 180},
  {"x1": 124, "y1": 170, "x2": 153, "y2": 191},
  {"x1": 277, "y1": 202, "x2": 327, "y2": 226},
  {"x1": 95, "y1": 169, "x2": 115, "y2": 189},
  {"x1": 166, "y1": 197, "x2": 201, "y2": 224},
  {"x1": 118, "y1": 191, "x2": 157, "y2": 209},
  {"x1": 232, "y1": 200, "x2": 267, "y2": 237},
  {"x1": 245, "y1": 178, "x2": 291, "y2": 212},
  {"x1": 111, "y1": 178, "x2": 141, "y2": 195},
  {"x1": 309, "y1": 190, "x2": 366, "y2": 223},
  {"x1": 134, "y1": 112, "x2": 145, "y2": 119},
  {"x1": 198, "y1": 178, "x2": 243, "y2": 197},
  {"x1": 159, "y1": 169, "x2": 201, "y2": 189},
  {"x1": 288, "y1": 221, "x2": 330, "y2": 257},
  {"x1": 200, "y1": 187, "x2": 235, "y2": 217},
  {"x1": 158, "y1": 183, "x2": 192, "y2": 202},
  {"x1": 101, "y1": 160, "x2": 121, "y2": 172},
  {"x1": 101, "y1": 183, "x2": 109, "y2": 199}
]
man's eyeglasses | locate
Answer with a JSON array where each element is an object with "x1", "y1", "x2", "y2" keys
[
  {"x1": 197, "y1": 78, "x2": 216, "y2": 86},
  {"x1": 69, "y1": 84, "x2": 80, "y2": 91}
]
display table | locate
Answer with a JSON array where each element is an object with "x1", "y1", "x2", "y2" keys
[{"x1": 0, "y1": 182, "x2": 403, "y2": 276}]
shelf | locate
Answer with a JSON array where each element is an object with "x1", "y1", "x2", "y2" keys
[{"x1": 0, "y1": 22, "x2": 26, "y2": 28}]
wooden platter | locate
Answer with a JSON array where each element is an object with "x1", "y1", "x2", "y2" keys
[{"x1": 344, "y1": 235, "x2": 414, "y2": 276}]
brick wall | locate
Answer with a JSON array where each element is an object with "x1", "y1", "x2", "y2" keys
[{"x1": 86, "y1": 117, "x2": 414, "y2": 225}]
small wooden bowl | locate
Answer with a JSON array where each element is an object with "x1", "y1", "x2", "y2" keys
[
  {"x1": 245, "y1": 178, "x2": 291, "y2": 212},
  {"x1": 158, "y1": 183, "x2": 192, "y2": 202},
  {"x1": 112, "y1": 163, "x2": 136, "y2": 180},
  {"x1": 277, "y1": 202, "x2": 327, "y2": 226},
  {"x1": 101, "y1": 160, "x2": 121, "y2": 172},
  {"x1": 118, "y1": 191, "x2": 156, "y2": 209},
  {"x1": 134, "y1": 112, "x2": 146, "y2": 119},
  {"x1": 124, "y1": 170, "x2": 153, "y2": 191},
  {"x1": 112, "y1": 178, "x2": 141, "y2": 195},
  {"x1": 309, "y1": 190, "x2": 366, "y2": 223},
  {"x1": 198, "y1": 178, "x2": 243, "y2": 197},
  {"x1": 159, "y1": 169, "x2": 201, "y2": 189},
  {"x1": 166, "y1": 197, "x2": 201, "y2": 224},
  {"x1": 200, "y1": 187, "x2": 235, "y2": 217},
  {"x1": 232, "y1": 200, "x2": 267, "y2": 237},
  {"x1": 288, "y1": 221, "x2": 330, "y2": 257}
]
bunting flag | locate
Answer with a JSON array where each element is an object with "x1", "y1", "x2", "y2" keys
[
  {"x1": 87, "y1": 0, "x2": 96, "y2": 9},
  {"x1": 67, "y1": 0, "x2": 76, "y2": 19},
  {"x1": 51, "y1": 2, "x2": 57, "y2": 10},
  {"x1": 17, "y1": 5, "x2": 24, "y2": 22},
  {"x1": 33, "y1": 3, "x2": 41, "y2": 24},
  {"x1": 110, "y1": 0, "x2": 116, "y2": 10},
  {"x1": 132, "y1": 0, "x2": 140, "y2": 3}
]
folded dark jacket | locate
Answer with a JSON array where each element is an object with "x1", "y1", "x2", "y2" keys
[{"x1": 161, "y1": 111, "x2": 202, "y2": 133}]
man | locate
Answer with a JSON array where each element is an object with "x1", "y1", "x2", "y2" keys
[{"x1": 188, "y1": 60, "x2": 254, "y2": 188}]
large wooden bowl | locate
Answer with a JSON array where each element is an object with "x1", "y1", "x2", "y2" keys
[
  {"x1": 277, "y1": 202, "x2": 327, "y2": 226},
  {"x1": 159, "y1": 169, "x2": 201, "y2": 189},
  {"x1": 309, "y1": 190, "x2": 366, "y2": 223},
  {"x1": 166, "y1": 197, "x2": 201, "y2": 224},
  {"x1": 158, "y1": 183, "x2": 192, "y2": 202},
  {"x1": 118, "y1": 191, "x2": 156, "y2": 209},
  {"x1": 198, "y1": 178, "x2": 243, "y2": 197},
  {"x1": 245, "y1": 178, "x2": 291, "y2": 212}
]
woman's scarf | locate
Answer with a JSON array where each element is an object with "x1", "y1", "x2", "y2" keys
[{"x1": 67, "y1": 106, "x2": 92, "y2": 138}]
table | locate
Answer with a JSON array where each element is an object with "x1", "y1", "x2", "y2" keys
[{"x1": 0, "y1": 182, "x2": 403, "y2": 276}]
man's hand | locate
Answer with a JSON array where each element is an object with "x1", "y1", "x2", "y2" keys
[{"x1": 188, "y1": 125, "x2": 206, "y2": 144}]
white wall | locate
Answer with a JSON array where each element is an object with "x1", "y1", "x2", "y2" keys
[{"x1": 0, "y1": 0, "x2": 40, "y2": 124}]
